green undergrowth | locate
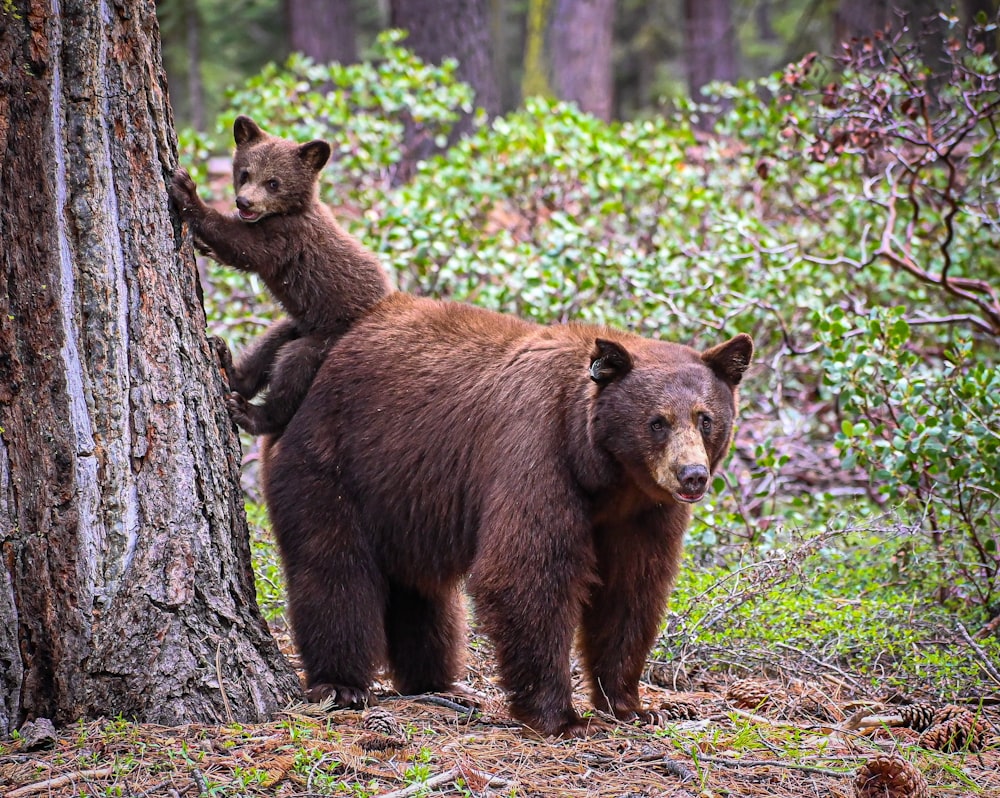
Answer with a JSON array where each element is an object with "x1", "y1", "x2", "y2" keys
[{"x1": 663, "y1": 519, "x2": 998, "y2": 696}]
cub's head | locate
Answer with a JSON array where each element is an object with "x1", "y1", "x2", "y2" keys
[
  {"x1": 589, "y1": 333, "x2": 753, "y2": 505},
  {"x1": 230, "y1": 115, "x2": 331, "y2": 223}
]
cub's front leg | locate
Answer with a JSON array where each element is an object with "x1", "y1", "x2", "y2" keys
[{"x1": 168, "y1": 169, "x2": 261, "y2": 272}]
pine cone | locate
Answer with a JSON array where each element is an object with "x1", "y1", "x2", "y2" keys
[
  {"x1": 358, "y1": 707, "x2": 407, "y2": 752},
  {"x1": 898, "y1": 702, "x2": 937, "y2": 732},
  {"x1": 725, "y1": 678, "x2": 783, "y2": 709},
  {"x1": 931, "y1": 704, "x2": 971, "y2": 726},
  {"x1": 853, "y1": 754, "x2": 929, "y2": 798},
  {"x1": 918, "y1": 713, "x2": 988, "y2": 753},
  {"x1": 655, "y1": 700, "x2": 699, "y2": 721},
  {"x1": 362, "y1": 707, "x2": 404, "y2": 736}
]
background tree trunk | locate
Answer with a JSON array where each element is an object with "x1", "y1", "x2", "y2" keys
[
  {"x1": 682, "y1": 0, "x2": 740, "y2": 101},
  {"x1": 520, "y1": 0, "x2": 614, "y2": 121},
  {"x1": 834, "y1": 0, "x2": 892, "y2": 42},
  {"x1": 549, "y1": 0, "x2": 615, "y2": 121},
  {"x1": 0, "y1": 0, "x2": 300, "y2": 735},
  {"x1": 184, "y1": 0, "x2": 205, "y2": 130},
  {"x1": 390, "y1": 0, "x2": 500, "y2": 119},
  {"x1": 286, "y1": 0, "x2": 358, "y2": 64}
]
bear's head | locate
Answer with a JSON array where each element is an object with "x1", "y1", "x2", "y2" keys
[
  {"x1": 229, "y1": 115, "x2": 332, "y2": 223},
  {"x1": 589, "y1": 333, "x2": 753, "y2": 505}
]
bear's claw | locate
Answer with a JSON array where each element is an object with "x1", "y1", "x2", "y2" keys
[{"x1": 306, "y1": 683, "x2": 373, "y2": 709}]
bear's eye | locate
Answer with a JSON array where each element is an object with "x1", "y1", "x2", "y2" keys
[
  {"x1": 699, "y1": 414, "x2": 713, "y2": 436},
  {"x1": 266, "y1": 178, "x2": 280, "y2": 192},
  {"x1": 650, "y1": 417, "x2": 669, "y2": 437},
  {"x1": 237, "y1": 169, "x2": 249, "y2": 186}
]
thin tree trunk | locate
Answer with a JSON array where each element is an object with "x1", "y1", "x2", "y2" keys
[
  {"x1": 286, "y1": 0, "x2": 358, "y2": 64},
  {"x1": 549, "y1": 0, "x2": 615, "y2": 121},
  {"x1": 682, "y1": 0, "x2": 740, "y2": 100},
  {"x1": 0, "y1": 0, "x2": 300, "y2": 735},
  {"x1": 184, "y1": 0, "x2": 205, "y2": 131}
]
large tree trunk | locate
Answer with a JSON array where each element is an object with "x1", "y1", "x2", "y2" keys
[
  {"x1": 286, "y1": 0, "x2": 358, "y2": 64},
  {"x1": 390, "y1": 0, "x2": 500, "y2": 118},
  {"x1": 0, "y1": 0, "x2": 300, "y2": 735}
]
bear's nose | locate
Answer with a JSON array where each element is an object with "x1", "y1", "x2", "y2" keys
[
  {"x1": 677, "y1": 464, "x2": 709, "y2": 497},
  {"x1": 236, "y1": 195, "x2": 253, "y2": 211}
]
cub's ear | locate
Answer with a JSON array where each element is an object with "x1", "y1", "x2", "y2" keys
[
  {"x1": 702, "y1": 333, "x2": 754, "y2": 386},
  {"x1": 298, "y1": 140, "x2": 332, "y2": 172},
  {"x1": 589, "y1": 339, "x2": 633, "y2": 384},
  {"x1": 234, "y1": 116, "x2": 265, "y2": 146}
]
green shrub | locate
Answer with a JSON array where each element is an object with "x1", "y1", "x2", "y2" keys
[{"x1": 819, "y1": 306, "x2": 1000, "y2": 608}]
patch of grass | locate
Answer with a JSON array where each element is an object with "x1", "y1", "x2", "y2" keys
[
  {"x1": 661, "y1": 516, "x2": 998, "y2": 695},
  {"x1": 246, "y1": 500, "x2": 287, "y2": 625}
]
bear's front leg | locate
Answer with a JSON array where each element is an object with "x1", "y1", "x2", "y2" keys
[
  {"x1": 580, "y1": 511, "x2": 685, "y2": 726},
  {"x1": 469, "y1": 499, "x2": 599, "y2": 738},
  {"x1": 168, "y1": 169, "x2": 263, "y2": 273}
]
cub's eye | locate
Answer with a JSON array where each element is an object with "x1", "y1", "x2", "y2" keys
[
  {"x1": 699, "y1": 414, "x2": 713, "y2": 436},
  {"x1": 650, "y1": 417, "x2": 669, "y2": 436},
  {"x1": 266, "y1": 178, "x2": 280, "y2": 192},
  {"x1": 237, "y1": 169, "x2": 249, "y2": 186}
]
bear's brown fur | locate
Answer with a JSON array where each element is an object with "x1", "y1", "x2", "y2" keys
[
  {"x1": 169, "y1": 116, "x2": 393, "y2": 435},
  {"x1": 262, "y1": 292, "x2": 753, "y2": 737}
]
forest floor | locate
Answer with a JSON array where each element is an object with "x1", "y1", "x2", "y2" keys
[{"x1": 1, "y1": 627, "x2": 998, "y2": 798}]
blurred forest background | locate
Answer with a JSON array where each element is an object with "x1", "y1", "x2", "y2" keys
[
  {"x1": 157, "y1": 0, "x2": 999, "y2": 698},
  {"x1": 157, "y1": 0, "x2": 997, "y2": 127}
]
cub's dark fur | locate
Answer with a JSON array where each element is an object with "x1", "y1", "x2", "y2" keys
[{"x1": 169, "y1": 116, "x2": 393, "y2": 435}]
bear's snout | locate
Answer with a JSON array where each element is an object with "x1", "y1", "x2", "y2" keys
[{"x1": 676, "y1": 464, "x2": 709, "y2": 502}]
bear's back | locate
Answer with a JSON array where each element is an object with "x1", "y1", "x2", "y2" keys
[{"x1": 280, "y1": 294, "x2": 603, "y2": 575}]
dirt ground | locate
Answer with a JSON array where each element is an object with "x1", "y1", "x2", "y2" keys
[{"x1": 2, "y1": 630, "x2": 998, "y2": 798}]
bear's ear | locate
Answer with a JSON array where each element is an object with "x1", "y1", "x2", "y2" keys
[
  {"x1": 234, "y1": 116, "x2": 265, "y2": 146},
  {"x1": 701, "y1": 333, "x2": 754, "y2": 386},
  {"x1": 589, "y1": 339, "x2": 633, "y2": 384},
  {"x1": 298, "y1": 140, "x2": 332, "y2": 172}
]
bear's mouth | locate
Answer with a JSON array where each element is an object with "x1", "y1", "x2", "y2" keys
[
  {"x1": 674, "y1": 491, "x2": 705, "y2": 504},
  {"x1": 238, "y1": 208, "x2": 262, "y2": 223}
]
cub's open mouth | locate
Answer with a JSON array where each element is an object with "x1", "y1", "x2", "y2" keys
[{"x1": 238, "y1": 209, "x2": 261, "y2": 222}]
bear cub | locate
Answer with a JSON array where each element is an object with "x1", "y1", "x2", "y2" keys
[
  {"x1": 169, "y1": 116, "x2": 393, "y2": 435},
  {"x1": 263, "y1": 292, "x2": 753, "y2": 737}
]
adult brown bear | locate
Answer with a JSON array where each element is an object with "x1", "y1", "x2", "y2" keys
[{"x1": 263, "y1": 292, "x2": 752, "y2": 737}]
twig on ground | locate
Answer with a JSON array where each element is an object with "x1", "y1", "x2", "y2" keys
[
  {"x1": 192, "y1": 768, "x2": 209, "y2": 796},
  {"x1": 7, "y1": 766, "x2": 115, "y2": 798},
  {"x1": 374, "y1": 764, "x2": 508, "y2": 797},
  {"x1": 957, "y1": 621, "x2": 1000, "y2": 686},
  {"x1": 390, "y1": 694, "x2": 479, "y2": 716},
  {"x1": 692, "y1": 753, "x2": 852, "y2": 777},
  {"x1": 216, "y1": 641, "x2": 234, "y2": 724}
]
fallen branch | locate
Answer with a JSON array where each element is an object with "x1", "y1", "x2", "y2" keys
[
  {"x1": 957, "y1": 621, "x2": 1000, "y2": 687},
  {"x1": 7, "y1": 766, "x2": 115, "y2": 798},
  {"x1": 374, "y1": 765, "x2": 508, "y2": 798},
  {"x1": 692, "y1": 753, "x2": 852, "y2": 777}
]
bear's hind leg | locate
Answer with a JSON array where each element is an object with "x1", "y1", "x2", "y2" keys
[
  {"x1": 385, "y1": 582, "x2": 466, "y2": 696},
  {"x1": 230, "y1": 336, "x2": 327, "y2": 435},
  {"x1": 216, "y1": 317, "x2": 300, "y2": 398},
  {"x1": 267, "y1": 456, "x2": 387, "y2": 707}
]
